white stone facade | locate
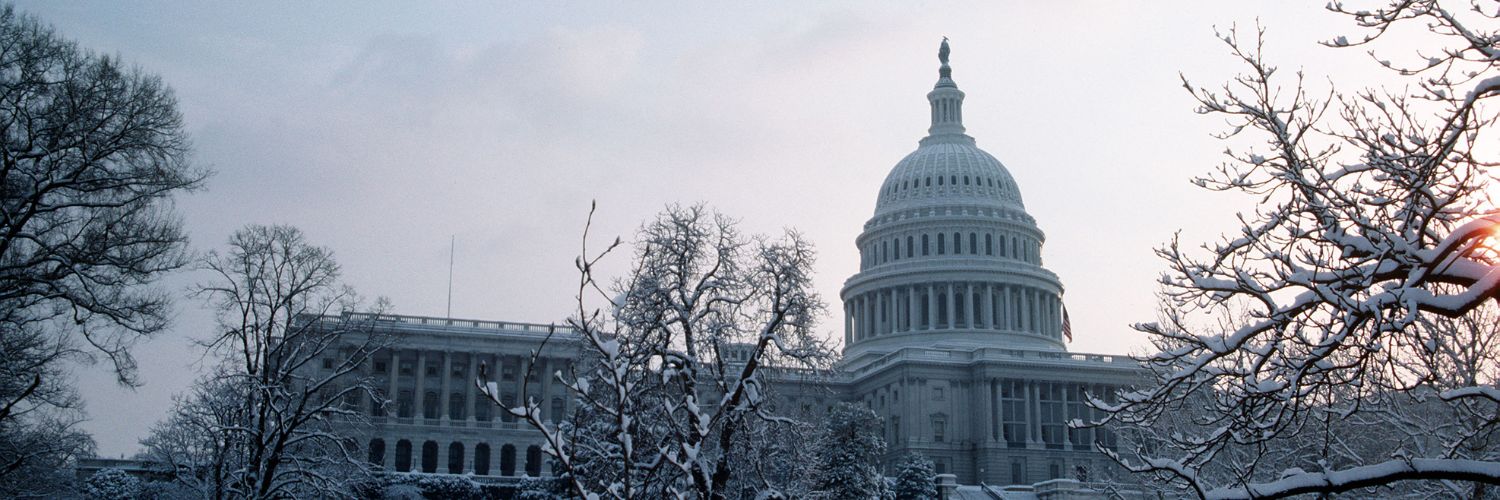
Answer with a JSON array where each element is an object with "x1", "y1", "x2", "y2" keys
[{"x1": 335, "y1": 41, "x2": 1143, "y2": 489}]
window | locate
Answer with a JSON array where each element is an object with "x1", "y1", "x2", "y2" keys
[
  {"x1": 938, "y1": 176, "x2": 944, "y2": 185},
  {"x1": 922, "y1": 234, "x2": 930, "y2": 255},
  {"x1": 551, "y1": 397, "x2": 566, "y2": 422},
  {"x1": 502, "y1": 394, "x2": 516, "y2": 423},
  {"x1": 398, "y1": 390, "x2": 413, "y2": 418},
  {"x1": 371, "y1": 391, "x2": 386, "y2": 417},
  {"x1": 1002, "y1": 380, "x2": 1026, "y2": 447},
  {"x1": 423, "y1": 391, "x2": 439, "y2": 419},
  {"x1": 425, "y1": 363, "x2": 438, "y2": 377},
  {"x1": 399, "y1": 361, "x2": 413, "y2": 376},
  {"x1": 476, "y1": 397, "x2": 492, "y2": 422},
  {"x1": 938, "y1": 235, "x2": 945, "y2": 254},
  {"x1": 501, "y1": 444, "x2": 517, "y2": 476},
  {"x1": 906, "y1": 236, "x2": 914, "y2": 258},
  {"x1": 452, "y1": 362, "x2": 466, "y2": 379},
  {"x1": 882, "y1": 241, "x2": 889, "y2": 263},
  {"x1": 474, "y1": 443, "x2": 491, "y2": 475},
  {"x1": 934, "y1": 387, "x2": 945, "y2": 400},
  {"x1": 963, "y1": 176, "x2": 969, "y2": 185},
  {"x1": 421, "y1": 441, "x2": 438, "y2": 473},
  {"x1": 950, "y1": 175, "x2": 957, "y2": 185},
  {"x1": 449, "y1": 393, "x2": 466, "y2": 420},
  {"x1": 395, "y1": 440, "x2": 413, "y2": 472},
  {"x1": 892, "y1": 416, "x2": 901, "y2": 442},
  {"x1": 448, "y1": 442, "x2": 465, "y2": 473},
  {"x1": 502, "y1": 363, "x2": 515, "y2": 381},
  {"x1": 953, "y1": 232, "x2": 962, "y2": 254},
  {"x1": 526, "y1": 445, "x2": 543, "y2": 476},
  {"x1": 322, "y1": 358, "x2": 334, "y2": 370},
  {"x1": 986, "y1": 234, "x2": 994, "y2": 255},
  {"x1": 373, "y1": 360, "x2": 387, "y2": 372},
  {"x1": 1041, "y1": 383, "x2": 1066, "y2": 449},
  {"x1": 367, "y1": 439, "x2": 385, "y2": 468},
  {"x1": 970, "y1": 233, "x2": 978, "y2": 254}
]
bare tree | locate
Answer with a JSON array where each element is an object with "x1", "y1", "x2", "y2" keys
[
  {"x1": 139, "y1": 369, "x2": 252, "y2": 500},
  {"x1": 1094, "y1": 2, "x2": 1500, "y2": 498},
  {"x1": 188, "y1": 224, "x2": 391, "y2": 499},
  {"x1": 0, "y1": 2, "x2": 203, "y2": 489},
  {"x1": 480, "y1": 203, "x2": 832, "y2": 499}
]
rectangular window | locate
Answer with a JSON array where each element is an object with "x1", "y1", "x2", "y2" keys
[
  {"x1": 1041, "y1": 383, "x2": 1066, "y2": 449},
  {"x1": 398, "y1": 390, "x2": 413, "y2": 418},
  {"x1": 399, "y1": 361, "x2": 413, "y2": 376},
  {"x1": 502, "y1": 363, "x2": 516, "y2": 381},
  {"x1": 933, "y1": 417, "x2": 946, "y2": 442},
  {"x1": 322, "y1": 358, "x2": 334, "y2": 370},
  {"x1": 1002, "y1": 379, "x2": 1027, "y2": 448}
]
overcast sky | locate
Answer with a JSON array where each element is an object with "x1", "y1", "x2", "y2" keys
[{"x1": 12, "y1": 1, "x2": 1410, "y2": 457}]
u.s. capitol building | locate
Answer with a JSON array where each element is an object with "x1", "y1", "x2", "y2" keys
[{"x1": 338, "y1": 41, "x2": 1142, "y2": 491}]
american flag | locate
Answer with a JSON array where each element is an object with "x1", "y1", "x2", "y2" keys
[{"x1": 1062, "y1": 304, "x2": 1072, "y2": 342}]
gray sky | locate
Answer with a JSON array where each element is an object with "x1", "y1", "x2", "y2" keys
[{"x1": 12, "y1": 1, "x2": 1404, "y2": 457}]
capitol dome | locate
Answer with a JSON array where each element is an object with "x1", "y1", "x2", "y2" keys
[{"x1": 841, "y1": 39, "x2": 1066, "y2": 360}]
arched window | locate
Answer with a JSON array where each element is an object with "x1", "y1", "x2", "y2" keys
[
  {"x1": 986, "y1": 234, "x2": 994, "y2": 255},
  {"x1": 937, "y1": 235, "x2": 945, "y2": 255},
  {"x1": 501, "y1": 444, "x2": 517, "y2": 476},
  {"x1": 474, "y1": 443, "x2": 491, "y2": 476},
  {"x1": 970, "y1": 233, "x2": 978, "y2": 254},
  {"x1": 906, "y1": 236, "x2": 914, "y2": 258},
  {"x1": 922, "y1": 234, "x2": 930, "y2": 255},
  {"x1": 525, "y1": 445, "x2": 543, "y2": 477},
  {"x1": 882, "y1": 241, "x2": 889, "y2": 263},
  {"x1": 421, "y1": 441, "x2": 438, "y2": 473},
  {"x1": 938, "y1": 176, "x2": 944, "y2": 185},
  {"x1": 892, "y1": 239, "x2": 899, "y2": 261},
  {"x1": 448, "y1": 442, "x2": 464, "y2": 473},
  {"x1": 367, "y1": 439, "x2": 385, "y2": 468},
  {"x1": 963, "y1": 176, "x2": 970, "y2": 185},
  {"x1": 950, "y1": 175, "x2": 957, "y2": 185},
  {"x1": 395, "y1": 440, "x2": 412, "y2": 472},
  {"x1": 925, "y1": 177, "x2": 931, "y2": 187},
  {"x1": 953, "y1": 233, "x2": 962, "y2": 254}
]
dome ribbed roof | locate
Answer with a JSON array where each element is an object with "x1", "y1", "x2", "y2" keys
[{"x1": 875, "y1": 141, "x2": 1024, "y2": 213}]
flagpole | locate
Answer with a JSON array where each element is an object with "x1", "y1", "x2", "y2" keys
[{"x1": 446, "y1": 235, "x2": 455, "y2": 319}]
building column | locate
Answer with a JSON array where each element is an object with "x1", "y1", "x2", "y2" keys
[
  {"x1": 926, "y1": 285, "x2": 936, "y2": 330},
  {"x1": 965, "y1": 283, "x2": 976, "y2": 328},
  {"x1": 466, "y1": 353, "x2": 479, "y2": 423},
  {"x1": 1022, "y1": 289, "x2": 1032, "y2": 333},
  {"x1": 886, "y1": 289, "x2": 895, "y2": 335},
  {"x1": 1029, "y1": 381, "x2": 1042, "y2": 446},
  {"x1": 945, "y1": 283, "x2": 956, "y2": 330},
  {"x1": 386, "y1": 348, "x2": 399, "y2": 420},
  {"x1": 415, "y1": 350, "x2": 427, "y2": 419},
  {"x1": 983, "y1": 284, "x2": 995, "y2": 330},
  {"x1": 846, "y1": 300, "x2": 858, "y2": 342},
  {"x1": 907, "y1": 286, "x2": 918, "y2": 333},
  {"x1": 440, "y1": 351, "x2": 453, "y2": 422}
]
